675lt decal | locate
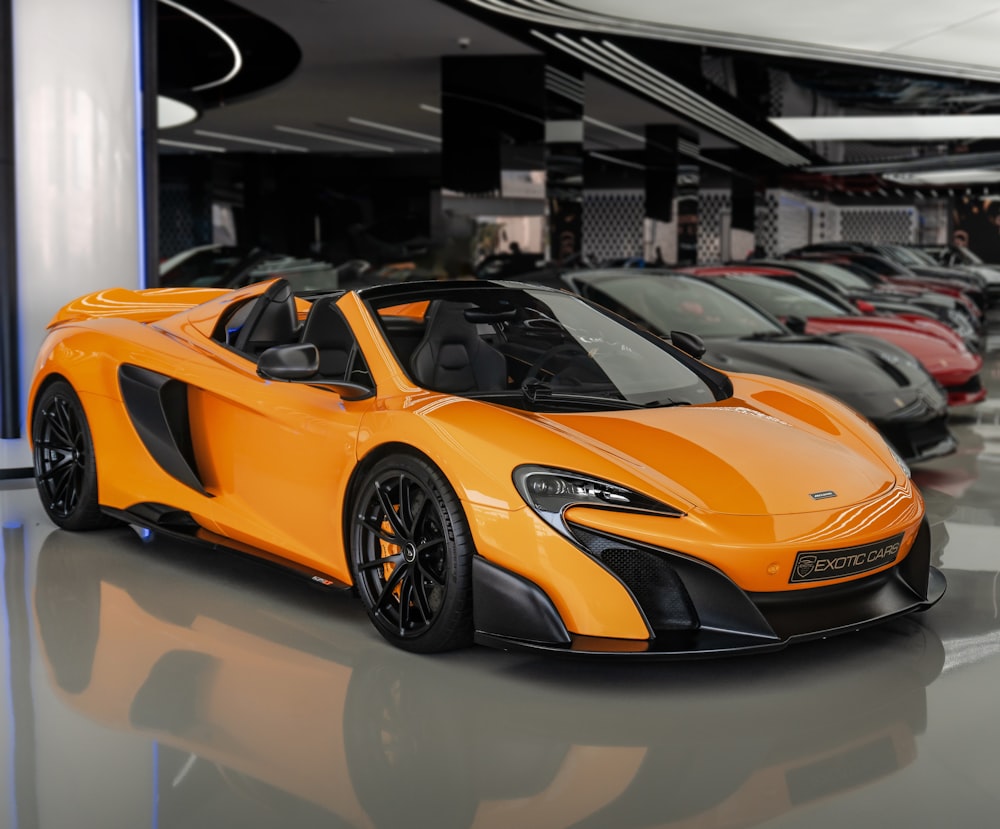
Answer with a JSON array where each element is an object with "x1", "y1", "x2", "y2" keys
[{"x1": 790, "y1": 534, "x2": 904, "y2": 583}]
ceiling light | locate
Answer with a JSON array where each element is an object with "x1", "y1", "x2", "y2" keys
[
  {"x1": 545, "y1": 66, "x2": 585, "y2": 103},
  {"x1": 159, "y1": 0, "x2": 243, "y2": 91},
  {"x1": 589, "y1": 151, "x2": 646, "y2": 170},
  {"x1": 583, "y1": 116, "x2": 645, "y2": 144},
  {"x1": 772, "y1": 114, "x2": 1000, "y2": 142},
  {"x1": 157, "y1": 138, "x2": 226, "y2": 153},
  {"x1": 194, "y1": 130, "x2": 308, "y2": 152},
  {"x1": 804, "y1": 150, "x2": 1000, "y2": 175},
  {"x1": 157, "y1": 96, "x2": 198, "y2": 129},
  {"x1": 419, "y1": 103, "x2": 442, "y2": 114},
  {"x1": 885, "y1": 168, "x2": 1000, "y2": 185},
  {"x1": 274, "y1": 125, "x2": 395, "y2": 152},
  {"x1": 347, "y1": 117, "x2": 442, "y2": 143}
]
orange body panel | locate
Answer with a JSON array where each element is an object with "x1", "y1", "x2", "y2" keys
[{"x1": 28, "y1": 280, "x2": 932, "y2": 645}]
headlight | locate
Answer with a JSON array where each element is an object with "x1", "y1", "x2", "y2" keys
[{"x1": 513, "y1": 465, "x2": 683, "y2": 539}]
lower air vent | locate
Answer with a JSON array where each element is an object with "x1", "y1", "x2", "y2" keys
[{"x1": 569, "y1": 524, "x2": 698, "y2": 631}]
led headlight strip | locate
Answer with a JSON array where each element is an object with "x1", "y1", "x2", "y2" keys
[
  {"x1": 531, "y1": 31, "x2": 808, "y2": 166},
  {"x1": 513, "y1": 465, "x2": 684, "y2": 542}
]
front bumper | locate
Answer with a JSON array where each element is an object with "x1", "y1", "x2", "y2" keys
[
  {"x1": 874, "y1": 411, "x2": 956, "y2": 463},
  {"x1": 473, "y1": 519, "x2": 945, "y2": 658},
  {"x1": 944, "y1": 373, "x2": 987, "y2": 407}
]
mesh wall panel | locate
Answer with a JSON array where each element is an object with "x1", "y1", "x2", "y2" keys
[
  {"x1": 698, "y1": 189, "x2": 730, "y2": 264},
  {"x1": 583, "y1": 190, "x2": 645, "y2": 262},
  {"x1": 839, "y1": 207, "x2": 918, "y2": 244}
]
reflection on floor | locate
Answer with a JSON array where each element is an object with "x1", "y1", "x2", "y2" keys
[{"x1": 2, "y1": 316, "x2": 1000, "y2": 829}]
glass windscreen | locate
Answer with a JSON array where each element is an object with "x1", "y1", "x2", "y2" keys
[
  {"x1": 366, "y1": 284, "x2": 729, "y2": 410},
  {"x1": 788, "y1": 260, "x2": 875, "y2": 290},
  {"x1": 715, "y1": 275, "x2": 847, "y2": 318},
  {"x1": 582, "y1": 273, "x2": 785, "y2": 339}
]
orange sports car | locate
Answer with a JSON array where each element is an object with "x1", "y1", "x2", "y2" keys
[{"x1": 28, "y1": 277, "x2": 945, "y2": 655}]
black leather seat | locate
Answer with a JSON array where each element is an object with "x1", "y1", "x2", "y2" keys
[
  {"x1": 232, "y1": 279, "x2": 300, "y2": 356},
  {"x1": 299, "y1": 297, "x2": 357, "y2": 380},
  {"x1": 409, "y1": 301, "x2": 507, "y2": 393}
]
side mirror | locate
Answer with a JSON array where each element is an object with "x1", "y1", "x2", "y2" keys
[
  {"x1": 855, "y1": 299, "x2": 877, "y2": 314},
  {"x1": 258, "y1": 343, "x2": 319, "y2": 380},
  {"x1": 669, "y1": 330, "x2": 707, "y2": 360},
  {"x1": 784, "y1": 315, "x2": 808, "y2": 334}
]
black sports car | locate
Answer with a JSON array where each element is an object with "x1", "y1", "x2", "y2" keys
[{"x1": 535, "y1": 269, "x2": 956, "y2": 463}]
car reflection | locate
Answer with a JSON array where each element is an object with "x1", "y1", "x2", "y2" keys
[{"x1": 35, "y1": 527, "x2": 947, "y2": 829}]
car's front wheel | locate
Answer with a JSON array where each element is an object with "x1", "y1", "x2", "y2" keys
[
  {"x1": 349, "y1": 453, "x2": 474, "y2": 653},
  {"x1": 32, "y1": 380, "x2": 114, "y2": 530}
]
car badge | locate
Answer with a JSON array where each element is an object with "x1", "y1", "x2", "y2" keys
[
  {"x1": 810, "y1": 490, "x2": 837, "y2": 500},
  {"x1": 795, "y1": 555, "x2": 817, "y2": 579}
]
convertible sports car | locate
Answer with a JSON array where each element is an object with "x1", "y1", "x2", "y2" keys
[{"x1": 29, "y1": 277, "x2": 945, "y2": 656}]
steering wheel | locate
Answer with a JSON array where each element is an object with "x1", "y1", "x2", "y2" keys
[{"x1": 522, "y1": 343, "x2": 590, "y2": 387}]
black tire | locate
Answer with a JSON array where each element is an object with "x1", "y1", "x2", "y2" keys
[
  {"x1": 349, "y1": 453, "x2": 474, "y2": 653},
  {"x1": 32, "y1": 380, "x2": 115, "y2": 530}
]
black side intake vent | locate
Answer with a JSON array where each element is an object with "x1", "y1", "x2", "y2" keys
[{"x1": 569, "y1": 524, "x2": 698, "y2": 631}]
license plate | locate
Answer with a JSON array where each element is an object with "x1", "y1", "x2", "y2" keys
[{"x1": 790, "y1": 534, "x2": 904, "y2": 584}]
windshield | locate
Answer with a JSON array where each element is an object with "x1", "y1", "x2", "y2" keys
[
  {"x1": 581, "y1": 273, "x2": 785, "y2": 339},
  {"x1": 366, "y1": 284, "x2": 729, "y2": 410},
  {"x1": 786, "y1": 260, "x2": 875, "y2": 290},
  {"x1": 892, "y1": 246, "x2": 937, "y2": 266},
  {"x1": 714, "y1": 275, "x2": 847, "y2": 319}
]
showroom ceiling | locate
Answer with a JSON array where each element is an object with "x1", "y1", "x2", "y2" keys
[{"x1": 158, "y1": 0, "x2": 1000, "y2": 192}]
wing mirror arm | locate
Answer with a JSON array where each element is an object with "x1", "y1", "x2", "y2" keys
[{"x1": 669, "y1": 330, "x2": 707, "y2": 360}]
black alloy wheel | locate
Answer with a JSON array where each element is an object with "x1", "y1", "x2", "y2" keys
[
  {"x1": 32, "y1": 380, "x2": 114, "y2": 530},
  {"x1": 350, "y1": 454, "x2": 473, "y2": 653}
]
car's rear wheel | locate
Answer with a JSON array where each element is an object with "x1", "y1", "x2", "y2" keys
[
  {"x1": 349, "y1": 454, "x2": 473, "y2": 652},
  {"x1": 32, "y1": 380, "x2": 114, "y2": 530}
]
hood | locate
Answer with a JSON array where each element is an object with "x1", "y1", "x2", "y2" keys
[
  {"x1": 701, "y1": 335, "x2": 919, "y2": 394},
  {"x1": 539, "y1": 401, "x2": 897, "y2": 516},
  {"x1": 699, "y1": 335, "x2": 945, "y2": 422},
  {"x1": 803, "y1": 317, "x2": 979, "y2": 376}
]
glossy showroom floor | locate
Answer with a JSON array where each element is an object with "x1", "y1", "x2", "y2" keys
[{"x1": 2, "y1": 320, "x2": 999, "y2": 829}]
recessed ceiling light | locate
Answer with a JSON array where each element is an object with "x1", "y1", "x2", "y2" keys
[
  {"x1": 157, "y1": 96, "x2": 198, "y2": 129},
  {"x1": 274, "y1": 125, "x2": 395, "y2": 152},
  {"x1": 419, "y1": 104, "x2": 442, "y2": 114},
  {"x1": 157, "y1": 138, "x2": 226, "y2": 153},
  {"x1": 583, "y1": 116, "x2": 645, "y2": 144},
  {"x1": 194, "y1": 130, "x2": 308, "y2": 152},
  {"x1": 886, "y1": 168, "x2": 1000, "y2": 185},
  {"x1": 772, "y1": 114, "x2": 1000, "y2": 141},
  {"x1": 589, "y1": 151, "x2": 646, "y2": 170},
  {"x1": 347, "y1": 117, "x2": 442, "y2": 143}
]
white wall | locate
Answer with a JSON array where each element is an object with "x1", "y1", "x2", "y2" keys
[{"x1": 1, "y1": 0, "x2": 143, "y2": 469}]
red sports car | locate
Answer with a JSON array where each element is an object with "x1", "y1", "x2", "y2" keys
[{"x1": 688, "y1": 266, "x2": 986, "y2": 407}]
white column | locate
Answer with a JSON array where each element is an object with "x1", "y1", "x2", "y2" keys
[{"x1": 1, "y1": 0, "x2": 143, "y2": 469}]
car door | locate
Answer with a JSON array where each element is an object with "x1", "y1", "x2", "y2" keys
[{"x1": 180, "y1": 292, "x2": 375, "y2": 582}]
